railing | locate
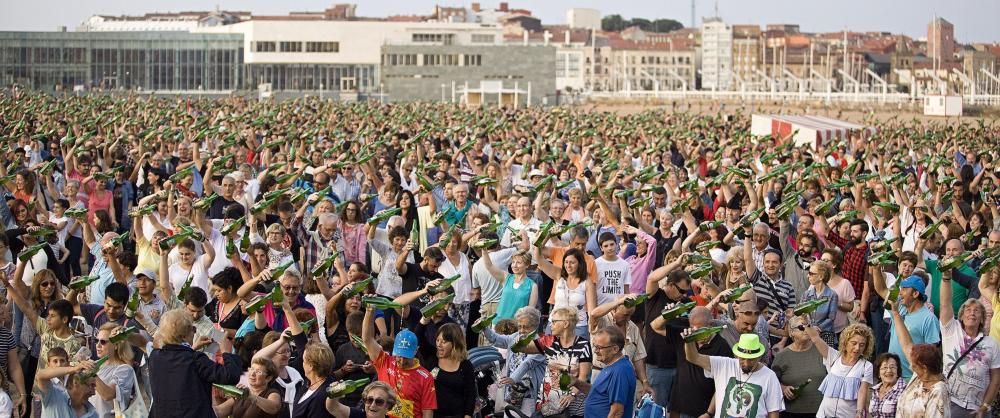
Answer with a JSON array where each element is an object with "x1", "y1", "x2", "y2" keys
[{"x1": 585, "y1": 89, "x2": 1000, "y2": 106}]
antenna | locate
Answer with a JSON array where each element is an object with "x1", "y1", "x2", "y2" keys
[
  {"x1": 691, "y1": 0, "x2": 695, "y2": 28},
  {"x1": 714, "y1": 0, "x2": 719, "y2": 18}
]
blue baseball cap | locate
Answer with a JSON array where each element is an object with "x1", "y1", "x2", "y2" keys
[
  {"x1": 900, "y1": 275, "x2": 925, "y2": 297},
  {"x1": 393, "y1": 329, "x2": 419, "y2": 359}
]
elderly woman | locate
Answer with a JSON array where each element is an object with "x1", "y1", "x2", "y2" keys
[
  {"x1": 868, "y1": 353, "x2": 906, "y2": 418},
  {"x1": 771, "y1": 315, "x2": 826, "y2": 418},
  {"x1": 213, "y1": 357, "x2": 283, "y2": 418},
  {"x1": 326, "y1": 381, "x2": 399, "y2": 418},
  {"x1": 253, "y1": 299, "x2": 309, "y2": 416},
  {"x1": 293, "y1": 343, "x2": 339, "y2": 418},
  {"x1": 938, "y1": 268, "x2": 1000, "y2": 417},
  {"x1": 482, "y1": 306, "x2": 548, "y2": 418},
  {"x1": 889, "y1": 302, "x2": 950, "y2": 418},
  {"x1": 804, "y1": 322, "x2": 874, "y2": 418},
  {"x1": 803, "y1": 260, "x2": 840, "y2": 345},
  {"x1": 149, "y1": 309, "x2": 242, "y2": 418}
]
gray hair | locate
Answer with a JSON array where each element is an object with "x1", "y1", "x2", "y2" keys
[
  {"x1": 514, "y1": 306, "x2": 541, "y2": 330},
  {"x1": 318, "y1": 213, "x2": 337, "y2": 227}
]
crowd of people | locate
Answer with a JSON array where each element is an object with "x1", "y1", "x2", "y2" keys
[{"x1": 0, "y1": 90, "x2": 997, "y2": 418}]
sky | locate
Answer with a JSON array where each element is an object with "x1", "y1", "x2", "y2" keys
[{"x1": 2, "y1": 0, "x2": 998, "y2": 43}]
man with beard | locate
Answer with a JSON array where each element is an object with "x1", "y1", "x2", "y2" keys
[
  {"x1": 779, "y1": 222, "x2": 819, "y2": 302},
  {"x1": 824, "y1": 218, "x2": 871, "y2": 321},
  {"x1": 684, "y1": 332, "x2": 784, "y2": 418}
]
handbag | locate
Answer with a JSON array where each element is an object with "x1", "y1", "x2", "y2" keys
[{"x1": 113, "y1": 369, "x2": 148, "y2": 418}]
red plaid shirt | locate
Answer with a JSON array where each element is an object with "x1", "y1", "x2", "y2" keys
[{"x1": 827, "y1": 231, "x2": 869, "y2": 296}]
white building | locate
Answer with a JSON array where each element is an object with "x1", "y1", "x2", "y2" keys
[
  {"x1": 567, "y1": 8, "x2": 601, "y2": 30},
  {"x1": 78, "y1": 11, "x2": 248, "y2": 32},
  {"x1": 701, "y1": 17, "x2": 733, "y2": 90}
]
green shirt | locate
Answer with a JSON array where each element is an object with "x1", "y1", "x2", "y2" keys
[
  {"x1": 771, "y1": 345, "x2": 827, "y2": 414},
  {"x1": 925, "y1": 258, "x2": 973, "y2": 317}
]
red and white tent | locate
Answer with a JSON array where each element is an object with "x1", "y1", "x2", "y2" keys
[{"x1": 750, "y1": 114, "x2": 874, "y2": 149}]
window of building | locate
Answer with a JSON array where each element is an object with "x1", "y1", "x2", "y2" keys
[
  {"x1": 254, "y1": 42, "x2": 276, "y2": 52},
  {"x1": 306, "y1": 42, "x2": 339, "y2": 53},
  {"x1": 412, "y1": 33, "x2": 454, "y2": 45},
  {"x1": 463, "y1": 54, "x2": 481, "y2": 66},
  {"x1": 280, "y1": 42, "x2": 302, "y2": 52},
  {"x1": 471, "y1": 34, "x2": 495, "y2": 43}
]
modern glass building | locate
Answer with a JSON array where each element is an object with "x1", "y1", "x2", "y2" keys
[{"x1": 0, "y1": 31, "x2": 244, "y2": 91}]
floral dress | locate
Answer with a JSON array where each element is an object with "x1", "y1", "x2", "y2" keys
[{"x1": 896, "y1": 377, "x2": 950, "y2": 418}]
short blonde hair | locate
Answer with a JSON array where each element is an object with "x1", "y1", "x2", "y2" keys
[
  {"x1": 362, "y1": 381, "x2": 398, "y2": 410},
  {"x1": 838, "y1": 323, "x2": 875, "y2": 360},
  {"x1": 158, "y1": 309, "x2": 194, "y2": 345},
  {"x1": 551, "y1": 307, "x2": 578, "y2": 323},
  {"x1": 303, "y1": 343, "x2": 334, "y2": 377}
]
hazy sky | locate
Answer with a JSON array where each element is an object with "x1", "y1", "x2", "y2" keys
[{"x1": 2, "y1": 0, "x2": 997, "y2": 43}]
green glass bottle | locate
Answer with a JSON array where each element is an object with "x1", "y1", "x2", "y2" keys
[
  {"x1": 345, "y1": 276, "x2": 374, "y2": 298},
  {"x1": 792, "y1": 297, "x2": 830, "y2": 316},
  {"x1": 177, "y1": 275, "x2": 194, "y2": 301},
  {"x1": 192, "y1": 192, "x2": 219, "y2": 210},
  {"x1": 722, "y1": 283, "x2": 754, "y2": 303},
  {"x1": 361, "y1": 295, "x2": 404, "y2": 310},
  {"x1": 300, "y1": 318, "x2": 317, "y2": 334},
  {"x1": 109, "y1": 326, "x2": 138, "y2": 344},
  {"x1": 660, "y1": 301, "x2": 696, "y2": 320},
  {"x1": 791, "y1": 379, "x2": 813, "y2": 398},
  {"x1": 311, "y1": 252, "x2": 339, "y2": 278},
  {"x1": 213, "y1": 384, "x2": 247, "y2": 399},
  {"x1": 367, "y1": 207, "x2": 402, "y2": 226},
  {"x1": 77, "y1": 355, "x2": 110, "y2": 382},
  {"x1": 69, "y1": 275, "x2": 100, "y2": 290},
  {"x1": 17, "y1": 243, "x2": 47, "y2": 262},
  {"x1": 683, "y1": 325, "x2": 727, "y2": 343},
  {"x1": 326, "y1": 378, "x2": 371, "y2": 399},
  {"x1": 471, "y1": 313, "x2": 497, "y2": 333},
  {"x1": 269, "y1": 260, "x2": 296, "y2": 281},
  {"x1": 124, "y1": 292, "x2": 140, "y2": 318},
  {"x1": 420, "y1": 294, "x2": 455, "y2": 318},
  {"x1": 240, "y1": 229, "x2": 251, "y2": 253},
  {"x1": 225, "y1": 238, "x2": 237, "y2": 258},
  {"x1": 511, "y1": 330, "x2": 538, "y2": 352},
  {"x1": 428, "y1": 274, "x2": 461, "y2": 295},
  {"x1": 559, "y1": 368, "x2": 572, "y2": 391},
  {"x1": 624, "y1": 294, "x2": 650, "y2": 308}
]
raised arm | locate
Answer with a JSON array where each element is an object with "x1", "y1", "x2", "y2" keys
[
  {"x1": 889, "y1": 301, "x2": 915, "y2": 367},
  {"x1": 743, "y1": 225, "x2": 759, "y2": 278},
  {"x1": 939, "y1": 269, "x2": 955, "y2": 326},
  {"x1": 361, "y1": 305, "x2": 384, "y2": 362},
  {"x1": 804, "y1": 321, "x2": 831, "y2": 358},
  {"x1": 1, "y1": 263, "x2": 40, "y2": 327},
  {"x1": 682, "y1": 330, "x2": 711, "y2": 372}
]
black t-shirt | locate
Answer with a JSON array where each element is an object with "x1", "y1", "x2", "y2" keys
[
  {"x1": 209, "y1": 196, "x2": 237, "y2": 219},
  {"x1": 433, "y1": 359, "x2": 477, "y2": 418},
  {"x1": 400, "y1": 263, "x2": 442, "y2": 296},
  {"x1": 408, "y1": 309, "x2": 455, "y2": 370},
  {"x1": 667, "y1": 318, "x2": 732, "y2": 415},
  {"x1": 333, "y1": 341, "x2": 376, "y2": 407},
  {"x1": 653, "y1": 229, "x2": 682, "y2": 270},
  {"x1": 642, "y1": 289, "x2": 688, "y2": 368}
]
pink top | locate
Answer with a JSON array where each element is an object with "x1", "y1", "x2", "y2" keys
[
  {"x1": 622, "y1": 229, "x2": 658, "y2": 293},
  {"x1": 84, "y1": 180, "x2": 113, "y2": 225},
  {"x1": 338, "y1": 220, "x2": 367, "y2": 266}
]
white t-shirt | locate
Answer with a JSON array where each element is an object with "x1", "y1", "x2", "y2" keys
[
  {"x1": 817, "y1": 348, "x2": 874, "y2": 418},
  {"x1": 438, "y1": 252, "x2": 472, "y2": 305},
  {"x1": 706, "y1": 356, "x2": 785, "y2": 418},
  {"x1": 594, "y1": 257, "x2": 630, "y2": 306},
  {"x1": 471, "y1": 248, "x2": 515, "y2": 304},
  {"x1": 168, "y1": 258, "x2": 210, "y2": 295},
  {"x1": 501, "y1": 217, "x2": 541, "y2": 248},
  {"x1": 942, "y1": 318, "x2": 1000, "y2": 409}
]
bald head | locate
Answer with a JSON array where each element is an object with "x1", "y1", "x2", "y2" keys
[
  {"x1": 945, "y1": 239, "x2": 964, "y2": 257},
  {"x1": 689, "y1": 306, "x2": 712, "y2": 327},
  {"x1": 988, "y1": 230, "x2": 1000, "y2": 248}
]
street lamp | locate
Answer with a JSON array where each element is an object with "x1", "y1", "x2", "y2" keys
[
  {"x1": 441, "y1": 84, "x2": 446, "y2": 102},
  {"x1": 319, "y1": 83, "x2": 324, "y2": 100}
]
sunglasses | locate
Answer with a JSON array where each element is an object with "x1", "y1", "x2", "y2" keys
[
  {"x1": 40, "y1": 282, "x2": 55, "y2": 288},
  {"x1": 96, "y1": 339, "x2": 110, "y2": 346},
  {"x1": 364, "y1": 397, "x2": 387, "y2": 407}
]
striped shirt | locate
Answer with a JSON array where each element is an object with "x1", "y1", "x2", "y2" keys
[
  {"x1": 750, "y1": 269, "x2": 796, "y2": 320},
  {"x1": 331, "y1": 174, "x2": 361, "y2": 203}
]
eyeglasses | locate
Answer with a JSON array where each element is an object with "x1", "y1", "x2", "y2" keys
[
  {"x1": 593, "y1": 344, "x2": 617, "y2": 352},
  {"x1": 247, "y1": 369, "x2": 268, "y2": 377},
  {"x1": 95, "y1": 339, "x2": 110, "y2": 346},
  {"x1": 364, "y1": 397, "x2": 387, "y2": 407}
]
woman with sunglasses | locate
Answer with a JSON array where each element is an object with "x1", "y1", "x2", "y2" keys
[
  {"x1": 326, "y1": 381, "x2": 398, "y2": 418},
  {"x1": 10, "y1": 265, "x2": 62, "y2": 392},
  {"x1": 771, "y1": 315, "x2": 825, "y2": 417},
  {"x1": 213, "y1": 357, "x2": 283, "y2": 418},
  {"x1": 89, "y1": 323, "x2": 137, "y2": 418}
]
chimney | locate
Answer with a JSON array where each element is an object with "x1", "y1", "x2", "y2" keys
[
  {"x1": 565, "y1": 30, "x2": 570, "y2": 45},
  {"x1": 543, "y1": 30, "x2": 552, "y2": 46},
  {"x1": 499, "y1": 2, "x2": 509, "y2": 12},
  {"x1": 471, "y1": 2, "x2": 481, "y2": 12}
]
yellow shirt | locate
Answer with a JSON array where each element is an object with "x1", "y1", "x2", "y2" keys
[
  {"x1": 134, "y1": 235, "x2": 159, "y2": 275},
  {"x1": 990, "y1": 293, "x2": 1000, "y2": 344}
]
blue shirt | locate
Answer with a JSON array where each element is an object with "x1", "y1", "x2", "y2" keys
[
  {"x1": 87, "y1": 242, "x2": 117, "y2": 305},
  {"x1": 40, "y1": 380, "x2": 98, "y2": 418},
  {"x1": 584, "y1": 355, "x2": 636, "y2": 418},
  {"x1": 889, "y1": 304, "x2": 941, "y2": 379}
]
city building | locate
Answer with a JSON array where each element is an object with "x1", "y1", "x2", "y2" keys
[
  {"x1": 566, "y1": 8, "x2": 601, "y2": 30},
  {"x1": 701, "y1": 17, "x2": 733, "y2": 90},
  {"x1": 380, "y1": 44, "x2": 555, "y2": 105}
]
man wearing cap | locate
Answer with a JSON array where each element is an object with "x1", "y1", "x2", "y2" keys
[
  {"x1": 684, "y1": 332, "x2": 785, "y2": 418},
  {"x1": 134, "y1": 268, "x2": 167, "y2": 325},
  {"x1": 874, "y1": 272, "x2": 940, "y2": 379},
  {"x1": 361, "y1": 305, "x2": 436, "y2": 418}
]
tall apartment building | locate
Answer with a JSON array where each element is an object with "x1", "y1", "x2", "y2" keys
[
  {"x1": 927, "y1": 17, "x2": 955, "y2": 64},
  {"x1": 701, "y1": 17, "x2": 733, "y2": 90}
]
